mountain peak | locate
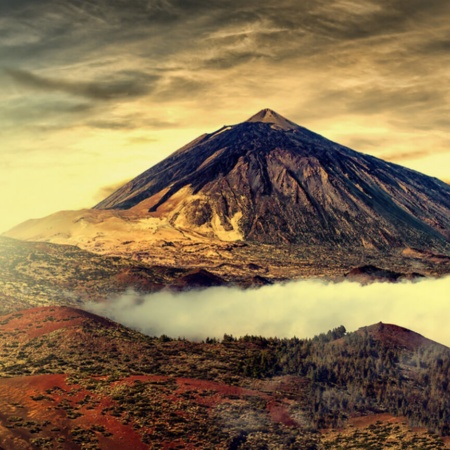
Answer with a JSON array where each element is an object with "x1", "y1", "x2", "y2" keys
[
  {"x1": 246, "y1": 108, "x2": 299, "y2": 130},
  {"x1": 360, "y1": 323, "x2": 447, "y2": 351}
]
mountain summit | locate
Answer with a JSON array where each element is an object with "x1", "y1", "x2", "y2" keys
[
  {"x1": 245, "y1": 108, "x2": 299, "y2": 130},
  {"x1": 92, "y1": 109, "x2": 450, "y2": 250}
]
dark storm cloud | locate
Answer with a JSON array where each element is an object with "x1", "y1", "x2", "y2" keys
[
  {"x1": 157, "y1": 0, "x2": 448, "y2": 43},
  {"x1": 6, "y1": 1, "x2": 450, "y2": 48},
  {"x1": 419, "y1": 37, "x2": 450, "y2": 56},
  {"x1": 5, "y1": 68, "x2": 156, "y2": 101},
  {"x1": 203, "y1": 50, "x2": 272, "y2": 70},
  {"x1": 0, "y1": 0, "x2": 42, "y2": 14},
  {"x1": 3, "y1": 0, "x2": 450, "y2": 77}
]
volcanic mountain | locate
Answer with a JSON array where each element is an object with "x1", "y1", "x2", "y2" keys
[
  {"x1": 5, "y1": 109, "x2": 450, "y2": 278},
  {"x1": 93, "y1": 108, "x2": 450, "y2": 249}
]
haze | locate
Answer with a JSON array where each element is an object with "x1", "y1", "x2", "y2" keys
[
  {"x1": 87, "y1": 276, "x2": 450, "y2": 346},
  {"x1": 1, "y1": 0, "x2": 450, "y2": 232}
]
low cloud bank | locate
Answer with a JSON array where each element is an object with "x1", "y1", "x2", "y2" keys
[{"x1": 86, "y1": 276, "x2": 450, "y2": 345}]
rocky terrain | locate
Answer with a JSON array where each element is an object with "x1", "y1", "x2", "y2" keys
[
  {"x1": 0, "y1": 236, "x2": 236, "y2": 315},
  {"x1": 0, "y1": 306, "x2": 448, "y2": 449},
  {"x1": 2, "y1": 235, "x2": 450, "y2": 316}
]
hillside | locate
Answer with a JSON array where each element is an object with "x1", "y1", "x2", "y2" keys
[{"x1": 0, "y1": 306, "x2": 449, "y2": 449}]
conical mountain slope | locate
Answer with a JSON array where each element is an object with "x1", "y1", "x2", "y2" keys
[{"x1": 94, "y1": 109, "x2": 450, "y2": 250}]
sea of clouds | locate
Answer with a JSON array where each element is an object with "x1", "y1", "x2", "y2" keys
[{"x1": 86, "y1": 276, "x2": 450, "y2": 345}]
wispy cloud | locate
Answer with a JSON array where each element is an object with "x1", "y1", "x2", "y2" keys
[
  {"x1": 94, "y1": 179, "x2": 131, "y2": 202},
  {"x1": 5, "y1": 68, "x2": 156, "y2": 100}
]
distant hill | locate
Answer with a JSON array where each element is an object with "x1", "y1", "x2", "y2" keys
[{"x1": 359, "y1": 322, "x2": 447, "y2": 351}]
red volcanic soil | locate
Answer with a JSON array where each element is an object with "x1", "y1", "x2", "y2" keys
[
  {"x1": 4, "y1": 306, "x2": 447, "y2": 448},
  {"x1": 0, "y1": 374, "x2": 147, "y2": 450},
  {"x1": 0, "y1": 306, "x2": 114, "y2": 341},
  {"x1": 115, "y1": 267, "x2": 163, "y2": 291},
  {"x1": 0, "y1": 372, "x2": 302, "y2": 449},
  {"x1": 174, "y1": 378, "x2": 299, "y2": 427},
  {"x1": 359, "y1": 322, "x2": 447, "y2": 352},
  {"x1": 266, "y1": 399, "x2": 298, "y2": 427},
  {"x1": 349, "y1": 413, "x2": 407, "y2": 428}
]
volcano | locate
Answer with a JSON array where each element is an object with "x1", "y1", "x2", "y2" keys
[
  {"x1": 5, "y1": 109, "x2": 450, "y2": 278},
  {"x1": 92, "y1": 108, "x2": 450, "y2": 249}
]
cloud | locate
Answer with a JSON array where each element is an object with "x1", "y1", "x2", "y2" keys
[
  {"x1": 382, "y1": 150, "x2": 431, "y2": 162},
  {"x1": 86, "y1": 120, "x2": 134, "y2": 131},
  {"x1": 202, "y1": 50, "x2": 271, "y2": 70},
  {"x1": 87, "y1": 118, "x2": 174, "y2": 131},
  {"x1": 5, "y1": 68, "x2": 156, "y2": 100},
  {"x1": 86, "y1": 276, "x2": 450, "y2": 346},
  {"x1": 0, "y1": 0, "x2": 35, "y2": 14},
  {"x1": 0, "y1": 94, "x2": 97, "y2": 135},
  {"x1": 3, "y1": 1, "x2": 450, "y2": 113},
  {"x1": 347, "y1": 86, "x2": 443, "y2": 115},
  {"x1": 127, "y1": 136, "x2": 159, "y2": 145},
  {"x1": 152, "y1": 76, "x2": 212, "y2": 101},
  {"x1": 381, "y1": 147, "x2": 450, "y2": 163},
  {"x1": 94, "y1": 179, "x2": 130, "y2": 202}
]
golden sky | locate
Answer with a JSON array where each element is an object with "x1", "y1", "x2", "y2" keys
[{"x1": 1, "y1": 0, "x2": 450, "y2": 233}]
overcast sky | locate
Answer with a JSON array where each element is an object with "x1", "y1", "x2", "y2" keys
[{"x1": 1, "y1": 0, "x2": 450, "y2": 232}]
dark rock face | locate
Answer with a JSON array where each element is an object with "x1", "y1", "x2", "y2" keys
[
  {"x1": 344, "y1": 265, "x2": 424, "y2": 283},
  {"x1": 170, "y1": 269, "x2": 226, "y2": 290},
  {"x1": 94, "y1": 109, "x2": 450, "y2": 251}
]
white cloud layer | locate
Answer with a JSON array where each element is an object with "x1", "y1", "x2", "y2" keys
[{"x1": 86, "y1": 276, "x2": 450, "y2": 346}]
